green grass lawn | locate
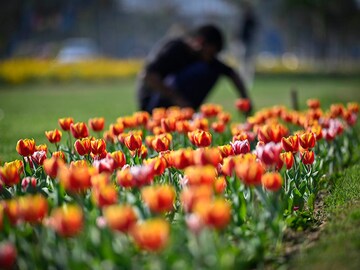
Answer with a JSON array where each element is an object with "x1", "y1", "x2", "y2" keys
[{"x1": 0, "y1": 74, "x2": 359, "y2": 162}]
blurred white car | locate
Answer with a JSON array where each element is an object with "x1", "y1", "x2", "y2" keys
[{"x1": 56, "y1": 38, "x2": 99, "y2": 63}]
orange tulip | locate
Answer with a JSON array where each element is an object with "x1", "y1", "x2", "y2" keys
[
  {"x1": 130, "y1": 218, "x2": 170, "y2": 252},
  {"x1": 110, "y1": 122, "x2": 124, "y2": 136},
  {"x1": 169, "y1": 149, "x2": 194, "y2": 169},
  {"x1": 191, "y1": 118, "x2": 209, "y2": 131},
  {"x1": 299, "y1": 132, "x2": 316, "y2": 150},
  {"x1": 18, "y1": 194, "x2": 48, "y2": 223},
  {"x1": 211, "y1": 121, "x2": 226, "y2": 133},
  {"x1": 214, "y1": 176, "x2": 227, "y2": 194},
  {"x1": 52, "y1": 151, "x2": 67, "y2": 162},
  {"x1": 217, "y1": 111, "x2": 231, "y2": 124},
  {"x1": 108, "y1": 151, "x2": 126, "y2": 170},
  {"x1": 49, "y1": 204, "x2": 83, "y2": 237},
  {"x1": 70, "y1": 122, "x2": 89, "y2": 139},
  {"x1": 306, "y1": 99, "x2": 320, "y2": 109},
  {"x1": 280, "y1": 152, "x2": 294, "y2": 170},
  {"x1": 235, "y1": 159, "x2": 264, "y2": 186},
  {"x1": 45, "y1": 129, "x2": 62, "y2": 144},
  {"x1": 16, "y1": 138, "x2": 36, "y2": 157},
  {"x1": 151, "y1": 134, "x2": 171, "y2": 152},
  {"x1": 261, "y1": 172, "x2": 283, "y2": 191},
  {"x1": 58, "y1": 117, "x2": 74, "y2": 131},
  {"x1": 188, "y1": 129, "x2": 212, "y2": 147},
  {"x1": 309, "y1": 125, "x2": 323, "y2": 141},
  {"x1": 124, "y1": 134, "x2": 142, "y2": 151},
  {"x1": 35, "y1": 144, "x2": 48, "y2": 153},
  {"x1": 301, "y1": 150, "x2": 315, "y2": 165},
  {"x1": 161, "y1": 117, "x2": 177, "y2": 132},
  {"x1": 116, "y1": 167, "x2": 135, "y2": 188},
  {"x1": 194, "y1": 198, "x2": 231, "y2": 230},
  {"x1": 144, "y1": 156, "x2": 167, "y2": 176},
  {"x1": 74, "y1": 138, "x2": 91, "y2": 156},
  {"x1": 89, "y1": 117, "x2": 105, "y2": 132},
  {"x1": 141, "y1": 185, "x2": 176, "y2": 213},
  {"x1": 180, "y1": 185, "x2": 213, "y2": 212},
  {"x1": 133, "y1": 111, "x2": 150, "y2": 126},
  {"x1": 58, "y1": 166, "x2": 93, "y2": 193},
  {"x1": 92, "y1": 184, "x2": 118, "y2": 208},
  {"x1": 175, "y1": 120, "x2": 192, "y2": 134},
  {"x1": 103, "y1": 204, "x2": 137, "y2": 233},
  {"x1": 0, "y1": 161, "x2": 23, "y2": 186},
  {"x1": 257, "y1": 124, "x2": 287, "y2": 144},
  {"x1": 347, "y1": 102, "x2": 359, "y2": 113},
  {"x1": 90, "y1": 139, "x2": 107, "y2": 156},
  {"x1": 281, "y1": 135, "x2": 299, "y2": 153},
  {"x1": 3, "y1": 199, "x2": 19, "y2": 225},
  {"x1": 218, "y1": 144, "x2": 234, "y2": 158},
  {"x1": 200, "y1": 103, "x2": 222, "y2": 117},
  {"x1": 184, "y1": 165, "x2": 217, "y2": 186},
  {"x1": 130, "y1": 144, "x2": 148, "y2": 159},
  {"x1": 235, "y1": 98, "x2": 251, "y2": 112},
  {"x1": 43, "y1": 157, "x2": 65, "y2": 178},
  {"x1": 221, "y1": 156, "x2": 236, "y2": 177},
  {"x1": 193, "y1": 147, "x2": 223, "y2": 167}
]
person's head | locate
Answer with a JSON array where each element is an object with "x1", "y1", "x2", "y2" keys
[{"x1": 189, "y1": 24, "x2": 224, "y2": 61}]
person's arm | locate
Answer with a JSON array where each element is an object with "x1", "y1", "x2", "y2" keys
[
  {"x1": 227, "y1": 69, "x2": 253, "y2": 115},
  {"x1": 142, "y1": 71, "x2": 191, "y2": 107}
]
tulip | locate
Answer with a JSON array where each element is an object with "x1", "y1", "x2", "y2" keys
[
  {"x1": 108, "y1": 151, "x2": 126, "y2": 170},
  {"x1": 299, "y1": 132, "x2": 316, "y2": 150},
  {"x1": 211, "y1": 121, "x2": 226, "y2": 133},
  {"x1": 151, "y1": 134, "x2": 171, "y2": 152},
  {"x1": 45, "y1": 129, "x2": 62, "y2": 144},
  {"x1": 90, "y1": 139, "x2": 107, "y2": 156},
  {"x1": 58, "y1": 166, "x2": 93, "y2": 193},
  {"x1": 70, "y1": 122, "x2": 89, "y2": 139},
  {"x1": 281, "y1": 135, "x2": 299, "y2": 153},
  {"x1": 180, "y1": 185, "x2": 213, "y2": 212},
  {"x1": 0, "y1": 161, "x2": 22, "y2": 186},
  {"x1": 235, "y1": 98, "x2": 251, "y2": 112},
  {"x1": 3, "y1": 199, "x2": 19, "y2": 225},
  {"x1": 144, "y1": 157, "x2": 167, "y2": 176},
  {"x1": 235, "y1": 159, "x2": 264, "y2": 186},
  {"x1": 218, "y1": 144, "x2": 234, "y2": 158},
  {"x1": 93, "y1": 157, "x2": 114, "y2": 174},
  {"x1": 0, "y1": 242, "x2": 17, "y2": 269},
  {"x1": 18, "y1": 194, "x2": 48, "y2": 223},
  {"x1": 200, "y1": 103, "x2": 222, "y2": 117},
  {"x1": 261, "y1": 172, "x2": 283, "y2": 191},
  {"x1": 124, "y1": 134, "x2": 142, "y2": 151},
  {"x1": 58, "y1": 117, "x2": 74, "y2": 131},
  {"x1": 194, "y1": 198, "x2": 231, "y2": 230},
  {"x1": 188, "y1": 129, "x2": 212, "y2": 147},
  {"x1": 133, "y1": 111, "x2": 150, "y2": 126},
  {"x1": 103, "y1": 204, "x2": 137, "y2": 233},
  {"x1": 217, "y1": 111, "x2": 231, "y2": 124},
  {"x1": 306, "y1": 99, "x2": 320, "y2": 109},
  {"x1": 161, "y1": 117, "x2": 176, "y2": 132},
  {"x1": 141, "y1": 185, "x2": 176, "y2": 213},
  {"x1": 214, "y1": 176, "x2": 227, "y2": 194},
  {"x1": 52, "y1": 151, "x2": 67, "y2": 162},
  {"x1": 89, "y1": 117, "x2": 105, "y2": 132},
  {"x1": 184, "y1": 165, "x2": 217, "y2": 186},
  {"x1": 175, "y1": 120, "x2": 191, "y2": 134},
  {"x1": 92, "y1": 184, "x2": 118, "y2": 208},
  {"x1": 110, "y1": 122, "x2": 124, "y2": 136},
  {"x1": 193, "y1": 148, "x2": 223, "y2": 167},
  {"x1": 130, "y1": 218, "x2": 170, "y2": 252},
  {"x1": 280, "y1": 152, "x2": 294, "y2": 170},
  {"x1": 35, "y1": 144, "x2": 48, "y2": 153},
  {"x1": 49, "y1": 204, "x2": 83, "y2": 237},
  {"x1": 256, "y1": 142, "x2": 282, "y2": 168},
  {"x1": 21, "y1": 176, "x2": 37, "y2": 191},
  {"x1": 231, "y1": 139, "x2": 250, "y2": 155},
  {"x1": 130, "y1": 144, "x2": 148, "y2": 159},
  {"x1": 169, "y1": 149, "x2": 193, "y2": 169},
  {"x1": 74, "y1": 138, "x2": 91, "y2": 156},
  {"x1": 43, "y1": 157, "x2": 65, "y2": 178},
  {"x1": 31, "y1": 150, "x2": 47, "y2": 166},
  {"x1": 116, "y1": 167, "x2": 135, "y2": 188},
  {"x1": 301, "y1": 150, "x2": 315, "y2": 165},
  {"x1": 16, "y1": 138, "x2": 35, "y2": 156}
]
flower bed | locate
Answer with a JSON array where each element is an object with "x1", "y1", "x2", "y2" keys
[{"x1": 0, "y1": 99, "x2": 359, "y2": 269}]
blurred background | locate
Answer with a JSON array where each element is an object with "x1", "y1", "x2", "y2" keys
[
  {"x1": 1, "y1": 0, "x2": 360, "y2": 74},
  {"x1": 1, "y1": 0, "x2": 360, "y2": 162}
]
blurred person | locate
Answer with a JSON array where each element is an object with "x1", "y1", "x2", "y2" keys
[
  {"x1": 237, "y1": 1, "x2": 258, "y2": 89},
  {"x1": 136, "y1": 24, "x2": 252, "y2": 114}
]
